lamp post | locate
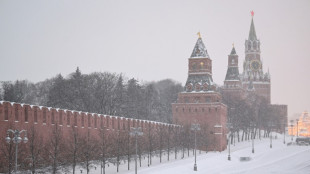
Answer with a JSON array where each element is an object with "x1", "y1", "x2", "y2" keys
[
  {"x1": 270, "y1": 131, "x2": 273, "y2": 148},
  {"x1": 268, "y1": 122, "x2": 274, "y2": 148},
  {"x1": 251, "y1": 123, "x2": 255, "y2": 153},
  {"x1": 5, "y1": 129, "x2": 28, "y2": 174},
  {"x1": 296, "y1": 119, "x2": 299, "y2": 138},
  {"x1": 226, "y1": 123, "x2": 233, "y2": 160},
  {"x1": 290, "y1": 120, "x2": 294, "y2": 142},
  {"x1": 130, "y1": 127, "x2": 143, "y2": 174},
  {"x1": 191, "y1": 123, "x2": 200, "y2": 171},
  {"x1": 283, "y1": 121, "x2": 286, "y2": 144},
  {"x1": 116, "y1": 130, "x2": 120, "y2": 173}
]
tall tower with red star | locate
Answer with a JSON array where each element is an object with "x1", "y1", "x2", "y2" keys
[{"x1": 240, "y1": 11, "x2": 271, "y2": 103}]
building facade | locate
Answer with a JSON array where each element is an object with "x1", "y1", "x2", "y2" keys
[{"x1": 288, "y1": 111, "x2": 310, "y2": 137}]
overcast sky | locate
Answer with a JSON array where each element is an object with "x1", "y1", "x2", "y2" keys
[{"x1": 0, "y1": 0, "x2": 309, "y2": 118}]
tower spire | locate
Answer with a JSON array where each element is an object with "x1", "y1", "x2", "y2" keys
[
  {"x1": 190, "y1": 33, "x2": 209, "y2": 58},
  {"x1": 248, "y1": 11, "x2": 257, "y2": 40},
  {"x1": 230, "y1": 43, "x2": 236, "y2": 55}
]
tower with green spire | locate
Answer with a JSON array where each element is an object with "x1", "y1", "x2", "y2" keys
[
  {"x1": 240, "y1": 12, "x2": 271, "y2": 103},
  {"x1": 222, "y1": 45, "x2": 244, "y2": 100}
]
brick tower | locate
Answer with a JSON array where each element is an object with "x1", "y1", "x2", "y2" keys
[
  {"x1": 172, "y1": 33, "x2": 227, "y2": 151},
  {"x1": 240, "y1": 13, "x2": 271, "y2": 103}
]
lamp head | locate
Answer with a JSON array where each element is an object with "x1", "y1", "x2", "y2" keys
[
  {"x1": 5, "y1": 135, "x2": 11, "y2": 144},
  {"x1": 23, "y1": 136, "x2": 28, "y2": 143},
  {"x1": 14, "y1": 136, "x2": 22, "y2": 144}
]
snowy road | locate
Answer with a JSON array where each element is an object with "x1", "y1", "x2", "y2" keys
[
  {"x1": 84, "y1": 135, "x2": 310, "y2": 174},
  {"x1": 135, "y1": 138, "x2": 310, "y2": 174}
]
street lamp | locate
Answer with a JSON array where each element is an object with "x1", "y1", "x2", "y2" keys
[
  {"x1": 226, "y1": 123, "x2": 233, "y2": 160},
  {"x1": 290, "y1": 120, "x2": 294, "y2": 142},
  {"x1": 296, "y1": 119, "x2": 299, "y2": 138},
  {"x1": 6, "y1": 129, "x2": 28, "y2": 174},
  {"x1": 268, "y1": 122, "x2": 274, "y2": 148},
  {"x1": 283, "y1": 121, "x2": 286, "y2": 144},
  {"x1": 191, "y1": 123, "x2": 200, "y2": 171},
  {"x1": 251, "y1": 123, "x2": 255, "y2": 153},
  {"x1": 130, "y1": 127, "x2": 143, "y2": 174}
]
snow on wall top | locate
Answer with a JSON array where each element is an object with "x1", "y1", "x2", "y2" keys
[{"x1": 0, "y1": 101, "x2": 180, "y2": 127}]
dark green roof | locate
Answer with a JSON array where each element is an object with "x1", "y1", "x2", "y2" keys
[
  {"x1": 190, "y1": 38, "x2": 209, "y2": 58},
  {"x1": 225, "y1": 67, "x2": 240, "y2": 81},
  {"x1": 248, "y1": 18, "x2": 257, "y2": 41},
  {"x1": 230, "y1": 47, "x2": 236, "y2": 55}
]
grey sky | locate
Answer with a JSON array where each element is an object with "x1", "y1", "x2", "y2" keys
[{"x1": 0, "y1": 0, "x2": 309, "y2": 118}]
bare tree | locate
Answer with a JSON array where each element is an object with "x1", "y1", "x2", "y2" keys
[
  {"x1": 44, "y1": 123, "x2": 64, "y2": 174},
  {"x1": 80, "y1": 129, "x2": 98, "y2": 174},
  {"x1": 28, "y1": 125, "x2": 44, "y2": 174},
  {"x1": 65, "y1": 126, "x2": 84, "y2": 174}
]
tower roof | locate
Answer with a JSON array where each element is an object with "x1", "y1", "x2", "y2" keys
[
  {"x1": 225, "y1": 67, "x2": 240, "y2": 81},
  {"x1": 248, "y1": 17, "x2": 257, "y2": 41},
  {"x1": 190, "y1": 37, "x2": 209, "y2": 58},
  {"x1": 230, "y1": 46, "x2": 237, "y2": 55}
]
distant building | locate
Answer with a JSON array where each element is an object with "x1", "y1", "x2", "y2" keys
[{"x1": 289, "y1": 111, "x2": 310, "y2": 137}]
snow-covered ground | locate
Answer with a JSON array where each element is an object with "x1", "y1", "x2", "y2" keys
[{"x1": 75, "y1": 134, "x2": 310, "y2": 174}]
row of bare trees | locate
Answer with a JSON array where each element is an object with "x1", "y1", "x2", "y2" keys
[
  {"x1": 1, "y1": 122, "x2": 216, "y2": 174},
  {"x1": 0, "y1": 67, "x2": 183, "y2": 124},
  {"x1": 223, "y1": 92, "x2": 284, "y2": 144}
]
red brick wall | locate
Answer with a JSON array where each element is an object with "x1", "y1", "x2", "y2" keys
[
  {"x1": 172, "y1": 102, "x2": 227, "y2": 151},
  {"x1": 0, "y1": 101, "x2": 180, "y2": 170}
]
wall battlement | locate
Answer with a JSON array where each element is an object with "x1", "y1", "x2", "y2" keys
[{"x1": 0, "y1": 101, "x2": 179, "y2": 132}]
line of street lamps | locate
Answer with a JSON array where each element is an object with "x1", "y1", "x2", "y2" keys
[{"x1": 5, "y1": 121, "x2": 292, "y2": 173}]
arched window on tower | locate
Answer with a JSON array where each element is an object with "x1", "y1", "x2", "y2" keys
[
  {"x1": 200, "y1": 62, "x2": 204, "y2": 69},
  {"x1": 195, "y1": 84, "x2": 200, "y2": 91},
  {"x1": 253, "y1": 41, "x2": 257, "y2": 50},
  {"x1": 203, "y1": 83, "x2": 208, "y2": 91},
  {"x1": 232, "y1": 59, "x2": 235, "y2": 65},
  {"x1": 248, "y1": 42, "x2": 251, "y2": 50},
  {"x1": 192, "y1": 63, "x2": 197, "y2": 70}
]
